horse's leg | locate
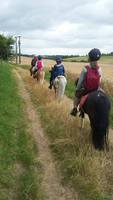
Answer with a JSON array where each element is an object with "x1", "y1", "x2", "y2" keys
[
  {"x1": 37, "y1": 71, "x2": 44, "y2": 84},
  {"x1": 29, "y1": 67, "x2": 32, "y2": 76},
  {"x1": 53, "y1": 79, "x2": 59, "y2": 97},
  {"x1": 54, "y1": 87, "x2": 57, "y2": 97},
  {"x1": 105, "y1": 129, "x2": 109, "y2": 151},
  {"x1": 80, "y1": 117, "x2": 84, "y2": 130},
  {"x1": 39, "y1": 72, "x2": 41, "y2": 84},
  {"x1": 41, "y1": 71, "x2": 45, "y2": 84},
  {"x1": 36, "y1": 73, "x2": 38, "y2": 82}
]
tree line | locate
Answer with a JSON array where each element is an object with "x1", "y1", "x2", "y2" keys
[{"x1": 0, "y1": 34, "x2": 15, "y2": 60}]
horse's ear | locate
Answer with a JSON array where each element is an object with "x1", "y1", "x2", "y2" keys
[{"x1": 75, "y1": 77, "x2": 79, "y2": 86}]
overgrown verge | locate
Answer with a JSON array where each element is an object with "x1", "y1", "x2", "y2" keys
[
  {"x1": 21, "y1": 70, "x2": 113, "y2": 200},
  {"x1": 0, "y1": 61, "x2": 43, "y2": 200}
]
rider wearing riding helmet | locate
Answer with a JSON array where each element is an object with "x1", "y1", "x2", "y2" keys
[
  {"x1": 36, "y1": 55, "x2": 44, "y2": 71},
  {"x1": 48, "y1": 56, "x2": 65, "y2": 89},
  {"x1": 32, "y1": 55, "x2": 44, "y2": 78},
  {"x1": 71, "y1": 48, "x2": 102, "y2": 116}
]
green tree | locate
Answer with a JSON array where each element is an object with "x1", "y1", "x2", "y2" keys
[{"x1": 0, "y1": 34, "x2": 15, "y2": 60}]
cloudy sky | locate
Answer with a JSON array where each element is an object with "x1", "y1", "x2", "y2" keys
[{"x1": 0, "y1": 0, "x2": 113, "y2": 55}]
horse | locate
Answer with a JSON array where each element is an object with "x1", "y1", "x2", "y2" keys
[
  {"x1": 35, "y1": 70, "x2": 45, "y2": 84},
  {"x1": 53, "y1": 75, "x2": 67, "y2": 99},
  {"x1": 79, "y1": 90, "x2": 111, "y2": 150}
]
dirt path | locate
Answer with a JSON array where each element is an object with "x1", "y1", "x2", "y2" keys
[{"x1": 14, "y1": 69, "x2": 78, "y2": 200}]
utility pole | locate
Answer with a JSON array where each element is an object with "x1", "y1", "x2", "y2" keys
[
  {"x1": 15, "y1": 36, "x2": 18, "y2": 64},
  {"x1": 18, "y1": 36, "x2": 21, "y2": 64}
]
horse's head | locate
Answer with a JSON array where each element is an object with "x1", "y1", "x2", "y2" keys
[{"x1": 83, "y1": 90, "x2": 111, "y2": 150}]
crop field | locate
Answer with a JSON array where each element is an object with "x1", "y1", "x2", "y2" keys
[{"x1": 21, "y1": 56, "x2": 113, "y2": 82}]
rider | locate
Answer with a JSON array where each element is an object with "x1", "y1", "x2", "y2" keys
[
  {"x1": 71, "y1": 48, "x2": 102, "y2": 116},
  {"x1": 36, "y1": 55, "x2": 44, "y2": 72},
  {"x1": 30, "y1": 55, "x2": 37, "y2": 76},
  {"x1": 48, "y1": 56, "x2": 65, "y2": 89},
  {"x1": 32, "y1": 55, "x2": 44, "y2": 78}
]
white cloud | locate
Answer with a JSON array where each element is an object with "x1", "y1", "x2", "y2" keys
[{"x1": 0, "y1": 0, "x2": 113, "y2": 55}]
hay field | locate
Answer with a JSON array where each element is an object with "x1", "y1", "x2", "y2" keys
[{"x1": 21, "y1": 56, "x2": 113, "y2": 81}]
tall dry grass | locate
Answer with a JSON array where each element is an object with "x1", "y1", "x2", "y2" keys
[{"x1": 18, "y1": 68, "x2": 113, "y2": 200}]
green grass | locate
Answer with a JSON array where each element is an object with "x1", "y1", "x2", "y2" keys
[
  {"x1": 63, "y1": 55, "x2": 113, "y2": 63},
  {"x1": 63, "y1": 56, "x2": 88, "y2": 62},
  {"x1": 0, "y1": 61, "x2": 43, "y2": 200},
  {"x1": 100, "y1": 55, "x2": 113, "y2": 63}
]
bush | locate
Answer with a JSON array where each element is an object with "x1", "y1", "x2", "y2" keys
[{"x1": 0, "y1": 34, "x2": 15, "y2": 60}]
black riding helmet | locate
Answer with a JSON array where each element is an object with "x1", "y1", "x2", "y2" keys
[
  {"x1": 38, "y1": 55, "x2": 42, "y2": 60},
  {"x1": 55, "y1": 56, "x2": 62, "y2": 62},
  {"x1": 88, "y1": 48, "x2": 101, "y2": 61}
]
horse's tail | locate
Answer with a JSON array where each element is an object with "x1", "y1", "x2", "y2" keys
[
  {"x1": 54, "y1": 76, "x2": 67, "y2": 98},
  {"x1": 92, "y1": 129, "x2": 106, "y2": 150},
  {"x1": 37, "y1": 70, "x2": 45, "y2": 84},
  {"x1": 58, "y1": 76, "x2": 67, "y2": 97},
  {"x1": 90, "y1": 91, "x2": 111, "y2": 150}
]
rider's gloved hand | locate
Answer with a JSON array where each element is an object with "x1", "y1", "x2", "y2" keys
[{"x1": 70, "y1": 107, "x2": 77, "y2": 117}]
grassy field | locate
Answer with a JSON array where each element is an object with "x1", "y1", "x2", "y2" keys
[
  {"x1": 63, "y1": 56, "x2": 88, "y2": 62},
  {"x1": 20, "y1": 55, "x2": 113, "y2": 82},
  {"x1": 19, "y1": 54, "x2": 113, "y2": 64},
  {"x1": 0, "y1": 61, "x2": 43, "y2": 200},
  {"x1": 63, "y1": 55, "x2": 113, "y2": 63}
]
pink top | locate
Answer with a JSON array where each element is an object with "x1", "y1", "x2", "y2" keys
[{"x1": 36, "y1": 60, "x2": 43, "y2": 71}]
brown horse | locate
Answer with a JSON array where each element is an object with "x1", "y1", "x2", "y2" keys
[{"x1": 35, "y1": 70, "x2": 45, "y2": 84}]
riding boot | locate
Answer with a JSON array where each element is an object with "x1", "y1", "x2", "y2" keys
[
  {"x1": 70, "y1": 96, "x2": 80, "y2": 117},
  {"x1": 70, "y1": 107, "x2": 78, "y2": 116}
]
